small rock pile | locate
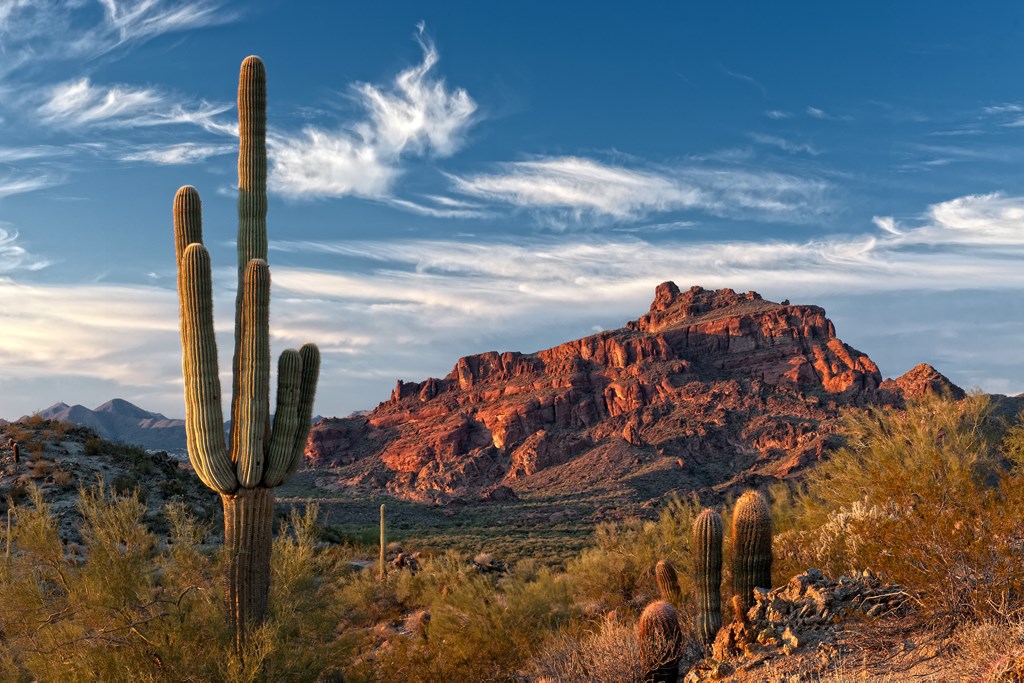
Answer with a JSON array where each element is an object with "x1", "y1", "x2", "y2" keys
[{"x1": 686, "y1": 569, "x2": 908, "y2": 681}]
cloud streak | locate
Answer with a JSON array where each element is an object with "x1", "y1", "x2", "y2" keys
[
  {"x1": 37, "y1": 77, "x2": 231, "y2": 129},
  {"x1": 448, "y1": 156, "x2": 832, "y2": 224}
]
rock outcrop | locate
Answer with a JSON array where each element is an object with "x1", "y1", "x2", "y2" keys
[{"x1": 307, "y1": 284, "x2": 963, "y2": 503}]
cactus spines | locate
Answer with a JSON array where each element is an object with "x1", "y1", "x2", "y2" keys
[
  {"x1": 655, "y1": 559, "x2": 682, "y2": 606},
  {"x1": 637, "y1": 600, "x2": 683, "y2": 683},
  {"x1": 173, "y1": 56, "x2": 320, "y2": 653},
  {"x1": 731, "y1": 490, "x2": 772, "y2": 620},
  {"x1": 693, "y1": 507, "x2": 723, "y2": 645}
]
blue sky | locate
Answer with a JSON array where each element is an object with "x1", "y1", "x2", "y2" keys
[{"x1": 1, "y1": 1, "x2": 1023, "y2": 418}]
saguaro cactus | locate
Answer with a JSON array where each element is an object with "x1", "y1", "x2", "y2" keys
[
  {"x1": 693, "y1": 508, "x2": 723, "y2": 645},
  {"x1": 731, "y1": 490, "x2": 772, "y2": 620},
  {"x1": 173, "y1": 56, "x2": 320, "y2": 653},
  {"x1": 379, "y1": 503, "x2": 386, "y2": 580},
  {"x1": 637, "y1": 600, "x2": 683, "y2": 683}
]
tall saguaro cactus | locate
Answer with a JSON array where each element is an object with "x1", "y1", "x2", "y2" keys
[
  {"x1": 693, "y1": 508, "x2": 723, "y2": 645},
  {"x1": 731, "y1": 490, "x2": 772, "y2": 620},
  {"x1": 173, "y1": 56, "x2": 320, "y2": 653}
]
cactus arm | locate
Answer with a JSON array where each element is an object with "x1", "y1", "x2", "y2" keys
[
  {"x1": 178, "y1": 242, "x2": 237, "y2": 494},
  {"x1": 261, "y1": 349, "x2": 302, "y2": 487},
  {"x1": 281, "y1": 342, "x2": 320, "y2": 482},
  {"x1": 234, "y1": 258, "x2": 271, "y2": 488},
  {"x1": 232, "y1": 55, "x2": 269, "y2": 450},
  {"x1": 173, "y1": 186, "x2": 203, "y2": 266}
]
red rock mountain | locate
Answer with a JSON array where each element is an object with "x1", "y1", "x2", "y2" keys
[{"x1": 306, "y1": 283, "x2": 962, "y2": 504}]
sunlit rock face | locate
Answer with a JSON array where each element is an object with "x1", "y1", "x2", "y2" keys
[{"x1": 306, "y1": 283, "x2": 960, "y2": 504}]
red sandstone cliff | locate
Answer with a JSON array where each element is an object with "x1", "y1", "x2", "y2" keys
[{"x1": 306, "y1": 283, "x2": 962, "y2": 503}]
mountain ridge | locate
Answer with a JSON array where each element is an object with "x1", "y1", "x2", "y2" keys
[{"x1": 305, "y1": 283, "x2": 968, "y2": 504}]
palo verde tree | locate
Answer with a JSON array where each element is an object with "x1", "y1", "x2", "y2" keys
[{"x1": 173, "y1": 55, "x2": 320, "y2": 652}]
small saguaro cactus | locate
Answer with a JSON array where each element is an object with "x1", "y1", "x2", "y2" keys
[
  {"x1": 655, "y1": 559, "x2": 682, "y2": 606},
  {"x1": 637, "y1": 600, "x2": 683, "y2": 683},
  {"x1": 379, "y1": 503, "x2": 386, "y2": 580},
  {"x1": 173, "y1": 55, "x2": 320, "y2": 653},
  {"x1": 731, "y1": 490, "x2": 772, "y2": 620},
  {"x1": 693, "y1": 507, "x2": 723, "y2": 645},
  {"x1": 12, "y1": 442, "x2": 19, "y2": 464}
]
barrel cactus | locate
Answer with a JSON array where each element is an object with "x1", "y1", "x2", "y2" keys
[
  {"x1": 655, "y1": 559, "x2": 681, "y2": 606},
  {"x1": 637, "y1": 600, "x2": 683, "y2": 683},
  {"x1": 731, "y1": 490, "x2": 772, "y2": 620},
  {"x1": 693, "y1": 507, "x2": 723, "y2": 645},
  {"x1": 173, "y1": 55, "x2": 320, "y2": 652}
]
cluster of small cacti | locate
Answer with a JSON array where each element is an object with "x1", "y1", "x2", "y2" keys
[
  {"x1": 640, "y1": 489, "x2": 773, "y2": 659},
  {"x1": 172, "y1": 55, "x2": 320, "y2": 653}
]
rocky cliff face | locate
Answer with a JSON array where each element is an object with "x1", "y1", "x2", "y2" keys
[{"x1": 307, "y1": 283, "x2": 962, "y2": 503}]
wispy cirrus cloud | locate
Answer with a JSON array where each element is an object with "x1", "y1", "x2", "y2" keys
[
  {"x1": 0, "y1": 174, "x2": 59, "y2": 198},
  {"x1": 269, "y1": 24, "x2": 477, "y2": 199},
  {"x1": 37, "y1": 77, "x2": 231, "y2": 129},
  {"x1": 120, "y1": 141, "x2": 234, "y2": 164},
  {"x1": 98, "y1": 0, "x2": 235, "y2": 48},
  {"x1": 0, "y1": 225, "x2": 50, "y2": 272},
  {"x1": 448, "y1": 155, "x2": 832, "y2": 224},
  {"x1": 0, "y1": 0, "x2": 234, "y2": 75},
  {"x1": 748, "y1": 133, "x2": 820, "y2": 156}
]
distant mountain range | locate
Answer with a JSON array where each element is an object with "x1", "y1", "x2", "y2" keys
[
  {"x1": 24, "y1": 399, "x2": 188, "y2": 452},
  {"x1": 14, "y1": 400, "x2": 326, "y2": 454}
]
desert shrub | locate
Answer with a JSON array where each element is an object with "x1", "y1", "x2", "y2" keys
[
  {"x1": 84, "y1": 436, "x2": 103, "y2": 456},
  {"x1": 52, "y1": 468, "x2": 74, "y2": 489},
  {"x1": 0, "y1": 485, "x2": 351, "y2": 681},
  {"x1": 367, "y1": 556, "x2": 574, "y2": 681},
  {"x1": 786, "y1": 393, "x2": 1024, "y2": 624},
  {"x1": 566, "y1": 495, "x2": 699, "y2": 615}
]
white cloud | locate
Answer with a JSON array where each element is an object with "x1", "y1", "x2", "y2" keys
[
  {"x1": 748, "y1": 133, "x2": 820, "y2": 156},
  {"x1": 269, "y1": 25, "x2": 477, "y2": 199},
  {"x1": 120, "y1": 142, "x2": 234, "y2": 164},
  {"x1": 98, "y1": 0, "x2": 234, "y2": 47},
  {"x1": 37, "y1": 77, "x2": 231, "y2": 129},
  {"x1": 0, "y1": 174, "x2": 58, "y2": 198},
  {"x1": 448, "y1": 155, "x2": 831, "y2": 223},
  {"x1": 765, "y1": 110, "x2": 791, "y2": 119},
  {"x1": 0, "y1": 0, "x2": 233, "y2": 73},
  {"x1": 0, "y1": 226, "x2": 49, "y2": 272}
]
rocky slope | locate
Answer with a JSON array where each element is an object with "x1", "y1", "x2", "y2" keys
[
  {"x1": 0, "y1": 419, "x2": 217, "y2": 544},
  {"x1": 307, "y1": 283, "x2": 964, "y2": 504}
]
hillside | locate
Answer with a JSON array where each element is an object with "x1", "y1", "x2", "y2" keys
[
  {"x1": 306, "y1": 283, "x2": 964, "y2": 504},
  {"x1": 0, "y1": 418, "x2": 216, "y2": 543}
]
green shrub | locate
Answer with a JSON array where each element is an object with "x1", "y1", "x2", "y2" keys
[{"x1": 782, "y1": 393, "x2": 1024, "y2": 624}]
